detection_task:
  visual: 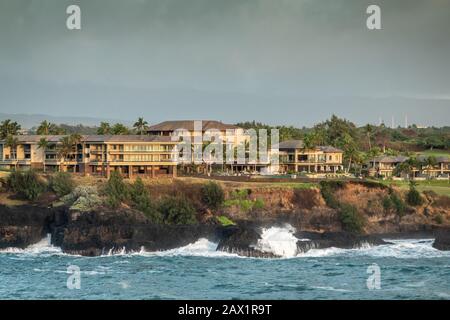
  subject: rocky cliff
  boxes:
[1,181,449,256]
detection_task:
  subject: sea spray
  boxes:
[253,225,300,258]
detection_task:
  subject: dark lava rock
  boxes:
[216,225,278,258]
[0,204,66,249]
[433,230,450,251]
[295,231,389,254]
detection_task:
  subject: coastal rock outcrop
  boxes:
[432,230,450,251]
[216,224,389,258]
[51,208,226,256]
[0,204,66,249]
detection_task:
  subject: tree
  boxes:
[157,196,197,225]
[111,123,129,135]
[406,181,423,206]
[201,181,224,210]
[97,122,111,135]
[5,135,19,170]
[37,137,50,172]
[129,177,161,222]
[36,120,51,135]
[364,124,374,151]
[56,134,81,172]
[50,172,75,197]
[425,156,438,177]
[36,120,64,135]
[133,117,148,135]
[104,171,129,209]
[337,133,358,173]
[7,170,47,201]
[0,119,21,139]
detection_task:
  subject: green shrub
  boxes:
[382,196,393,213]
[157,196,197,225]
[406,185,423,206]
[50,172,74,197]
[390,193,406,217]
[338,204,365,233]
[7,170,46,201]
[201,181,224,210]
[319,182,340,209]
[230,189,250,200]
[239,199,254,213]
[434,214,444,225]
[253,198,265,209]
[129,177,162,223]
[61,185,102,212]
[217,215,235,226]
[104,171,129,208]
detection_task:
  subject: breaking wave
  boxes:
[254,225,301,258]
[138,238,239,258]
[298,239,450,259]
[1,231,448,260]
[0,234,63,256]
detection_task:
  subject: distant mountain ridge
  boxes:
[0,113,132,129]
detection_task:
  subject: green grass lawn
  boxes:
[415,149,450,158]
[373,179,450,197]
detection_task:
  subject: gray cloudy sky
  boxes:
[0,0,449,126]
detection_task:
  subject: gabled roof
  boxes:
[317,146,343,153]
[0,135,66,143]
[276,140,342,153]
[0,135,175,144]
[416,155,450,163]
[277,140,305,149]
[369,156,409,163]
[147,120,240,132]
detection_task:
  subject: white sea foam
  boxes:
[297,239,450,259]
[0,234,63,256]
[1,231,448,260]
[254,225,300,258]
[138,238,239,258]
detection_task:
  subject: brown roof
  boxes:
[369,156,409,163]
[0,135,174,144]
[147,120,240,132]
[276,140,342,153]
[277,140,305,149]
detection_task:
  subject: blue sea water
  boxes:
[0,236,449,300]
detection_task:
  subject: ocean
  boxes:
[0,226,449,300]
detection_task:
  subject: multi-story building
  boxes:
[147,120,248,148]
[0,135,178,178]
[366,155,450,178]
[277,140,344,173]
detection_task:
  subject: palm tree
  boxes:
[57,134,81,172]
[57,136,72,171]
[111,123,129,135]
[97,122,111,135]
[364,124,374,151]
[0,119,21,139]
[36,120,52,135]
[133,117,148,135]
[5,135,19,170]
[38,137,49,173]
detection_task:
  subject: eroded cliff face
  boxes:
[222,182,450,234]
[0,205,65,249]
[0,181,449,256]
[52,209,226,256]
